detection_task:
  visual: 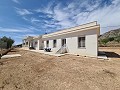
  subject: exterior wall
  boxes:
[39,39,44,50]
[22,36,34,49]
[44,39,61,52]
[33,39,44,50]
[33,40,38,50]
[22,36,44,50]
[43,29,99,57]
[22,39,30,49]
[44,41,46,48]
[23,22,100,57]
[66,34,98,56]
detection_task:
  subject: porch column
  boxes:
[37,40,40,50]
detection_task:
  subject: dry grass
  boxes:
[0,48,120,90]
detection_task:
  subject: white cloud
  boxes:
[112,0,120,5]
[0,27,33,33]
[24,34,38,37]
[15,8,33,15]
[31,17,40,23]
[52,0,120,33]
[12,0,20,4]
[35,2,53,15]
[29,0,120,34]
[73,0,120,33]
[22,17,29,21]
[53,5,69,21]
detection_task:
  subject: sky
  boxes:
[0,0,120,45]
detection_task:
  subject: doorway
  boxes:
[61,39,66,47]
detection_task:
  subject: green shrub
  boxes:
[115,36,120,43]
[108,37,114,41]
[101,38,109,45]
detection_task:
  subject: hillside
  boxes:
[99,28,120,47]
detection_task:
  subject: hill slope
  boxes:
[99,28,120,47]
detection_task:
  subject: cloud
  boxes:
[24,34,38,37]
[53,5,69,21]
[0,27,33,33]
[41,0,120,33]
[15,8,33,15]
[22,17,29,21]
[35,1,54,15]
[12,0,20,4]
[16,0,120,34]
[73,0,120,33]
[31,17,40,23]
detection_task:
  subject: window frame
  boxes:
[78,36,86,48]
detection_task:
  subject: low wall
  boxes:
[0,48,13,59]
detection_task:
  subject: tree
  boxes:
[108,37,114,41]
[101,38,109,45]
[0,36,14,49]
[115,36,120,43]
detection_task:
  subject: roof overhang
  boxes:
[43,21,100,39]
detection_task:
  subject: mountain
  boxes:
[99,28,120,47]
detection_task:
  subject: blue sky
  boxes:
[0,0,120,44]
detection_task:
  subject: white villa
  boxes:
[22,21,100,57]
[22,35,43,50]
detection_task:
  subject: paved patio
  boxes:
[30,50,65,57]
[21,48,65,57]
[1,54,21,59]
[21,48,108,59]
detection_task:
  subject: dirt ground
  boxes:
[99,47,120,60]
[0,48,120,90]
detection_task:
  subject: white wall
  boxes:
[39,39,44,50]
[44,39,62,52]
[33,39,44,50]
[33,40,38,50]
[66,34,98,56]
[43,29,99,57]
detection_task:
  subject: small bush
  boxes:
[115,36,120,43]
[101,38,109,45]
[108,37,114,41]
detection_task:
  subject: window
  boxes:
[35,41,38,45]
[46,40,49,47]
[53,40,57,48]
[26,42,28,45]
[78,37,85,48]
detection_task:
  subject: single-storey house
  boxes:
[22,36,43,50]
[22,21,100,57]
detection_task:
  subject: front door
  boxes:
[61,39,66,47]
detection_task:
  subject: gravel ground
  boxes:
[0,48,120,90]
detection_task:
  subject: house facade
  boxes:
[22,36,43,50]
[22,21,100,57]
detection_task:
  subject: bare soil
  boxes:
[0,48,120,90]
[99,47,120,60]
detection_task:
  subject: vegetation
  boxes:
[115,36,120,43]
[99,36,120,46]
[100,38,109,45]
[0,36,14,49]
[99,29,120,47]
